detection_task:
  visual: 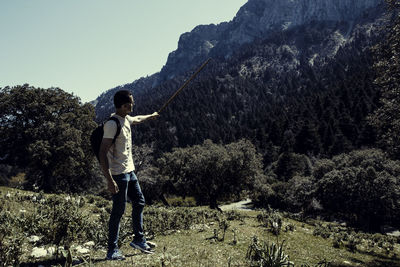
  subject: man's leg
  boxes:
[108,173,129,253]
[127,172,146,242]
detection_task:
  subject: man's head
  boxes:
[114,90,134,115]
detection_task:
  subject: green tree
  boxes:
[0,85,98,192]
[294,119,322,155]
[132,143,170,205]
[157,139,265,209]
[369,0,400,158]
[274,152,312,182]
[316,149,400,231]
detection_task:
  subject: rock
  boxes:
[382,225,400,237]
[28,235,41,243]
[47,246,56,256]
[83,241,95,248]
[31,247,47,258]
[387,230,400,237]
[57,246,66,255]
[74,245,90,254]
[160,0,382,80]
[190,224,211,231]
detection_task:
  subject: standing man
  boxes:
[99,90,159,260]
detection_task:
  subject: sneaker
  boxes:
[146,241,157,249]
[106,249,125,260]
[130,240,154,254]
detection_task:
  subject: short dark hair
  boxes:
[114,90,133,108]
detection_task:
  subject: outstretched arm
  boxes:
[131,112,159,125]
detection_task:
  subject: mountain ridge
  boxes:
[158,0,383,81]
[93,0,383,112]
[90,0,391,164]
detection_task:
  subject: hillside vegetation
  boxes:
[1,187,399,267]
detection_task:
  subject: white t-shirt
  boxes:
[103,114,135,175]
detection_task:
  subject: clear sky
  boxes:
[0,0,247,102]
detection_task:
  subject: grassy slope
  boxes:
[1,186,399,267]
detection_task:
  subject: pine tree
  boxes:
[369,0,400,158]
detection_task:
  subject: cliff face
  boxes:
[237,0,380,27]
[158,0,382,80]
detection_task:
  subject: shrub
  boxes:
[345,235,360,252]
[283,176,315,212]
[257,210,283,236]
[143,207,220,235]
[0,164,20,187]
[246,237,294,267]
[312,159,335,181]
[158,139,265,208]
[251,172,275,207]
[167,196,196,207]
[274,153,312,182]
[23,195,91,249]
[313,223,331,239]
[315,149,400,231]
[0,210,23,266]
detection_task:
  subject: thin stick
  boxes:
[158,58,211,113]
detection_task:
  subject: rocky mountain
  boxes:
[160,0,382,80]
[94,0,384,119]
[93,0,389,159]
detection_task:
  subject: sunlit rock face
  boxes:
[160,0,382,79]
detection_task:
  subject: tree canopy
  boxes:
[369,0,400,158]
[157,139,265,209]
[0,85,99,192]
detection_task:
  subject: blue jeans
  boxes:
[108,171,146,251]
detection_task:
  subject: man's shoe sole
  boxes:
[130,242,154,254]
[147,241,156,248]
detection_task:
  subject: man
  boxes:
[99,90,159,260]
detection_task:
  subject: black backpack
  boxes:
[90,117,121,160]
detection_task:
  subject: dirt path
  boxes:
[220,198,253,211]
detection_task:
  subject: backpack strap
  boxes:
[108,117,121,144]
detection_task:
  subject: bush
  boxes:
[246,237,294,267]
[158,139,265,208]
[257,209,283,236]
[143,207,220,235]
[316,149,400,231]
[0,210,23,266]
[312,159,335,181]
[251,172,275,207]
[0,164,20,187]
[22,195,92,248]
[313,223,331,239]
[166,196,196,207]
[274,153,312,182]
[283,176,315,212]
